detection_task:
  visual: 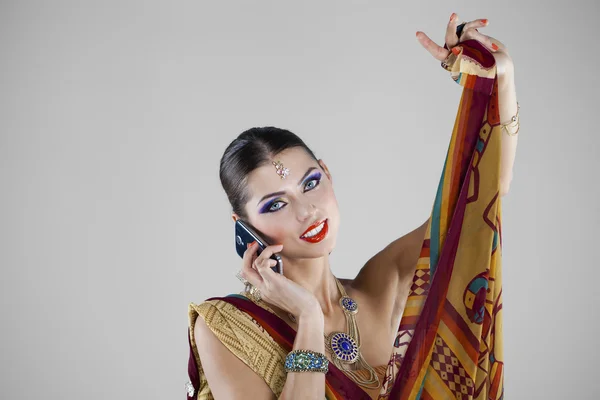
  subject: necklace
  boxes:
[287,277,381,389]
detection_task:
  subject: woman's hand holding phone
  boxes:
[240,242,322,320]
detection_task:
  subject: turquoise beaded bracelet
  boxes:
[284,349,329,373]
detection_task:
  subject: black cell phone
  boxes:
[235,219,283,274]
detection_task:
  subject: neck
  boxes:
[281,255,340,317]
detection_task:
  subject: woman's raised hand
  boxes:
[416,13,514,77]
[239,242,321,319]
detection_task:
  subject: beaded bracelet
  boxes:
[284,349,329,373]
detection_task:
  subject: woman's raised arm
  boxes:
[417,13,520,196]
[376,14,520,300]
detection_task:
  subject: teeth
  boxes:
[302,221,325,238]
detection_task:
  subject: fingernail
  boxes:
[451,47,461,55]
[491,43,498,51]
[450,13,456,22]
[481,19,488,25]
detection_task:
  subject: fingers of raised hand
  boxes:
[416,31,449,61]
[448,18,487,47]
[463,18,488,33]
[462,28,498,52]
[446,15,497,52]
[445,13,461,48]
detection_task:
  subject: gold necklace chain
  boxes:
[326,277,381,389]
[285,277,381,389]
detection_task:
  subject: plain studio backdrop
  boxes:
[1,1,598,399]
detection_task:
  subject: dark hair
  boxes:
[219,127,318,220]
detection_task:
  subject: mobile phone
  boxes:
[235,219,283,274]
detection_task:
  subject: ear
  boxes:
[318,159,333,184]
[231,213,240,222]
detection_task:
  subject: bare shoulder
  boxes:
[194,316,276,399]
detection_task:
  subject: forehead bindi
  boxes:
[249,150,318,205]
[256,149,311,182]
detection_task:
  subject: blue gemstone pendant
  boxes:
[339,296,358,315]
[329,332,359,363]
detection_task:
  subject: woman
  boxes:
[187,13,518,400]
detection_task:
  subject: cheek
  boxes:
[269,226,289,242]
[256,222,289,244]
[321,185,339,209]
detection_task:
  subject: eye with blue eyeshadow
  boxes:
[260,172,322,214]
[266,200,285,213]
[304,172,322,190]
[260,197,287,214]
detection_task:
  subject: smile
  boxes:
[300,219,329,243]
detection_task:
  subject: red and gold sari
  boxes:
[187,40,504,400]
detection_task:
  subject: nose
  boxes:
[297,202,317,223]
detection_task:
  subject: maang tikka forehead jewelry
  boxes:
[272,160,290,179]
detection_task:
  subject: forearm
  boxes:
[278,308,326,400]
[497,72,519,196]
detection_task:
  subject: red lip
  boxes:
[300,219,328,243]
[301,219,326,237]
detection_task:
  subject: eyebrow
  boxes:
[256,167,318,206]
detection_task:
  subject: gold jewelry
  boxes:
[272,160,290,179]
[285,278,380,388]
[246,284,262,302]
[501,102,520,136]
[323,277,380,389]
[236,270,248,285]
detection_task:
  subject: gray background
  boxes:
[1,0,598,399]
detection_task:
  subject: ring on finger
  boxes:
[455,22,467,39]
[249,285,262,302]
[236,270,248,285]
[456,21,481,41]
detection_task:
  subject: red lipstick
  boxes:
[300,219,328,243]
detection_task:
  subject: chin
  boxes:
[316,233,338,257]
[324,235,337,253]
[288,236,337,260]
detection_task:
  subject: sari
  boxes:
[186,39,504,400]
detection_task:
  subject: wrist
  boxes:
[298,302,324,323]
[296,305,325,354]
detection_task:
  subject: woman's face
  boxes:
[240,147,340,260]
